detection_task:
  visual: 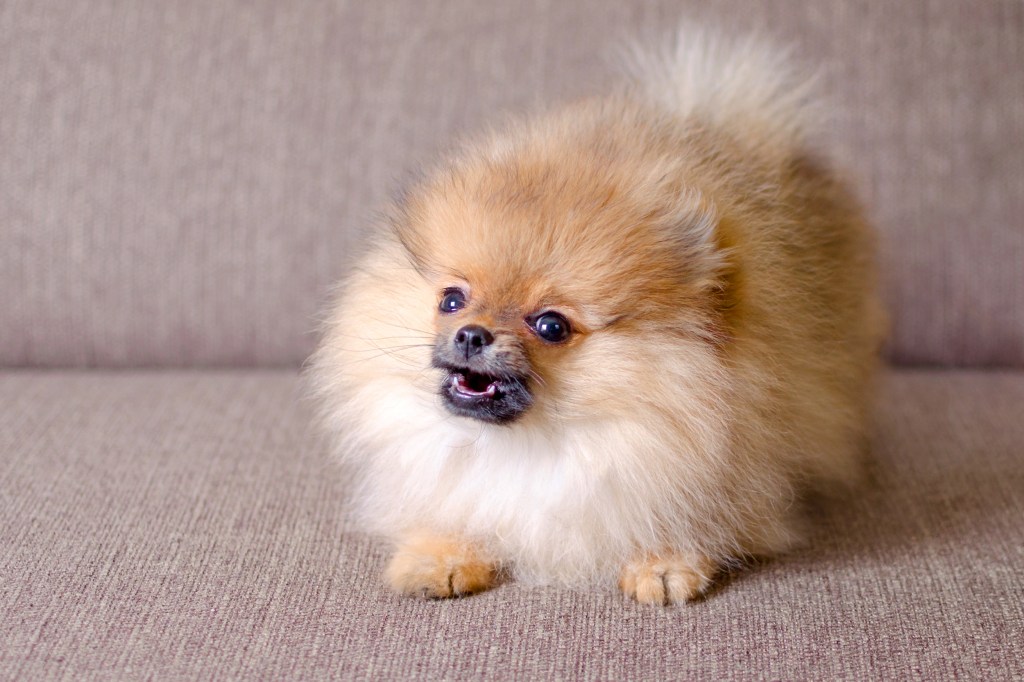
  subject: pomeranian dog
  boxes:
[311,28,883,605]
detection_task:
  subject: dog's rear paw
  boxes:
[385,533,496,599]
[619,553,716,605]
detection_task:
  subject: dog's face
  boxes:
[430,283,545,424]
[385,125,728,427]
[429,262,593,424]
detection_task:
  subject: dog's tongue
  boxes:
[454,372,497,397]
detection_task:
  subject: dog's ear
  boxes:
[652,184,728,293]
[385,193,433,280]
[649,184,740,347]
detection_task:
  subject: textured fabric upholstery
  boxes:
[3,3,1022,679]
[2,370,1022,679]
[3,0,1022,367]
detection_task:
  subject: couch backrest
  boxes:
[3,0,1022,367]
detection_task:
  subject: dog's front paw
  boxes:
[385,533,496,599]
[619,553,716,605]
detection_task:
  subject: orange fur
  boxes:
[310,28,882,604]
[385,532,497,599]
[619,553,716,605]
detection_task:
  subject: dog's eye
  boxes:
[530,312,571,343]
[439,289,467,314]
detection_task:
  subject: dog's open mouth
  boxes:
[438,365,533,424]
[451,370,500,397]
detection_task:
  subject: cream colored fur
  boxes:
[310,26,882,601]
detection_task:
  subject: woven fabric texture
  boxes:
[2,370,1021,680]
[3,0,1023,367]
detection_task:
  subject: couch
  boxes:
[3,1,1022,679]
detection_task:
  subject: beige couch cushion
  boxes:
[2,369,1022,678]
[3,1,1022,367]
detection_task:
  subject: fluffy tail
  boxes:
[619,26,822,151]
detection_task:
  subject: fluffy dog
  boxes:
[311,28,883,604]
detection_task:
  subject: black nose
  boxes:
[454,324,494,359]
